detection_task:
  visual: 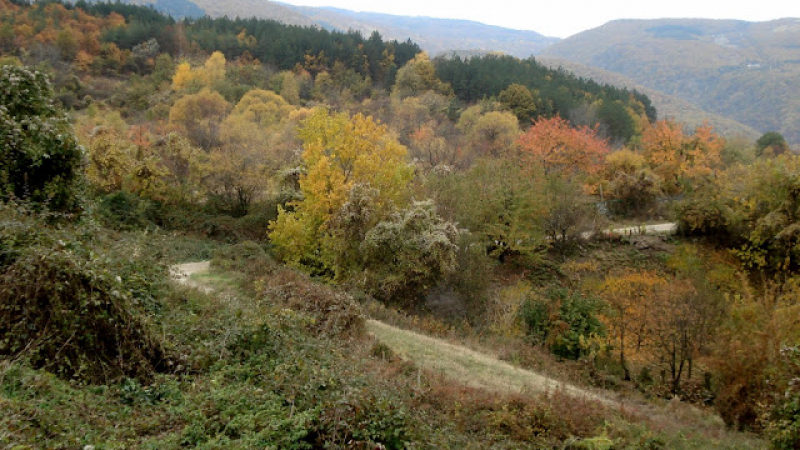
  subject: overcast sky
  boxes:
[278,1,800,38]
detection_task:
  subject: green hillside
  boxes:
[537,56,761,140]
[542,18,800,144]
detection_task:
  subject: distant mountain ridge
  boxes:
[280,5,559,58]
[542,18,800,143]
[109,0,316,25]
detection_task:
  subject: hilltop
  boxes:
[542,18,800,143]
[282,5,559,58]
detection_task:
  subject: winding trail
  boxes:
[366,319,616,406]
[172,261,618,407]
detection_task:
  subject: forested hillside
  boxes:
[434,53,655,144]
[104,0,316,25]
[1,1,799,449]
[83,0,559,57]
[542,18,800,144]
[537,56,762,141]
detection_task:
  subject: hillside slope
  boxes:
[90,0,557,57]
[283,6,559,57]
[542,18,800,143]
[537,56,761,140]
[104,0,316,25]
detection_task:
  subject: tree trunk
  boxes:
[620,327,631,381]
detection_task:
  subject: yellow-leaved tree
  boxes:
[171,51,227,92]
[268,108,414,275]
[212,89,300,214]
[169,88,232,150]
[599,271,667,381]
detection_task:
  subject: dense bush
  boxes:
[520,288,605,360]
[211,240,275,278]
[94,191,280,241]
[360,200,460,305]
[95,190,160,230]
[767,347,800,449]
[677,155,800,272]
[0,65,85,213]
[259,268,365,338]
[0,204,171,383]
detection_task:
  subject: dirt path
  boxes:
[171,261,617,407]
[366,320,617,406]
[581,222,677,240]
[171,261,211,292]
[608,222,677,236]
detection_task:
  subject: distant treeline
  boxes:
[68,0,420,84]
[436,54,657,134]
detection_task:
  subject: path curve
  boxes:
[170,261,618,407]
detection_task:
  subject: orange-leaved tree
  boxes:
[517,115,610,177]
[641,119,723,195]
[599,271,667,381]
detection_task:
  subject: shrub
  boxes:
[0,247,170,383]
[519,293,551,344]
[360,200,460,305]
[0,203,172,383]
[766,347,800,449]
[444,232,495,318]
[95,190,158,230]
[0,65,85,213]
[549,290,605,360]
[316,393,413,450]
[259,268,364,338]
[520,288,605,360]
[211,240,275,277]
[489,281,533,337]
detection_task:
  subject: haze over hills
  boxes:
[280,5,559,58]
[115,0,559,57]
[542,18,800,143]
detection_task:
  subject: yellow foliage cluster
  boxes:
[79,111,206,203]
[457,105,520,158]
[171,51,227,91]
[269,108,414,273]
[599,271,667,376]
[392,52,453,100]
[488,280,531,338]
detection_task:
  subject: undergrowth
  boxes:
[0,223,766,449]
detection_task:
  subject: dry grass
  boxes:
[366,319,615,406]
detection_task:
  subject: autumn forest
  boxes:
[1,1,799,449]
